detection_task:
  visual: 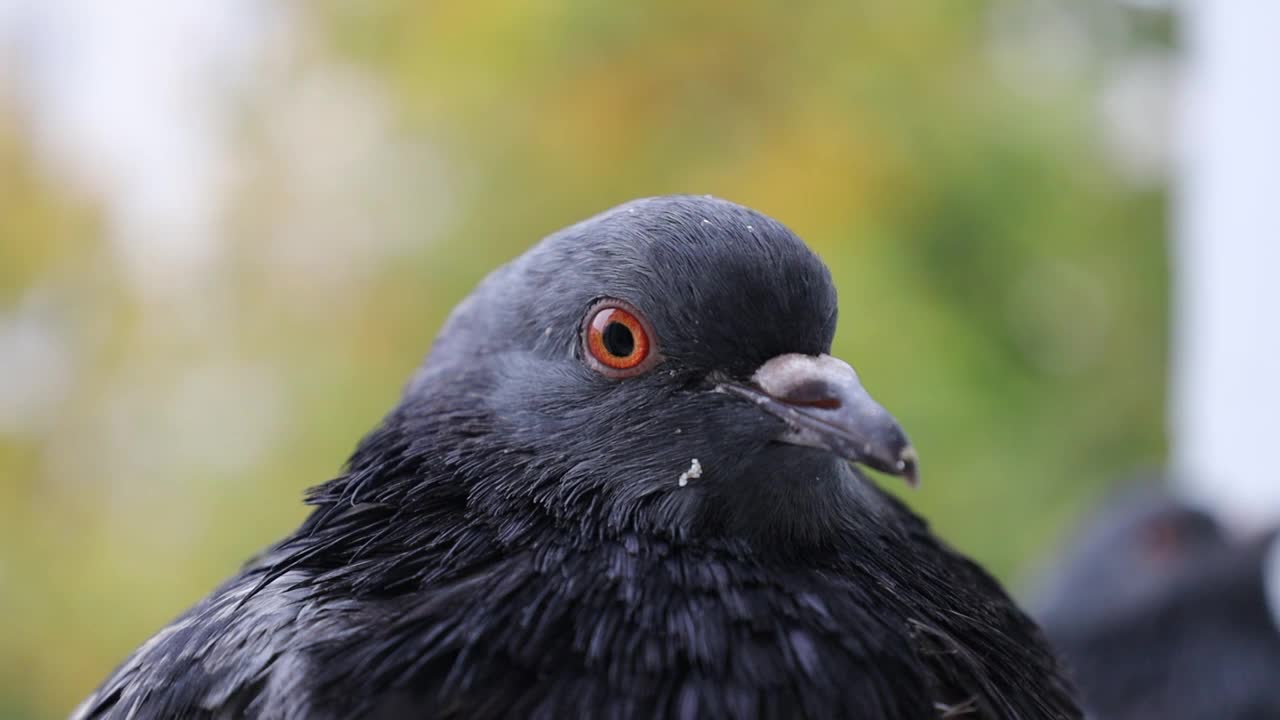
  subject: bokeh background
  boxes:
[0,1,1225,717]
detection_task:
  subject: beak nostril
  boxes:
[771,377,844,410]
[782,396,842,411]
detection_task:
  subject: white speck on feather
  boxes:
[677,458,702,487]
[701,218,713,226]
[544,327,552,336]
[674,428,682,435]
[745,224,754,232]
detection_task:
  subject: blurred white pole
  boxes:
[1173,1,1280,530]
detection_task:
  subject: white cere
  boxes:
[677,458,703,487]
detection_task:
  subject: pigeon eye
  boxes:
[582,299,660,377]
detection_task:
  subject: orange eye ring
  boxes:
[582,299,661,377]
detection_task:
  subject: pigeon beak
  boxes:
[718,353,920,487]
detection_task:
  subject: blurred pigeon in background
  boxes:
[74,196,1078,719]
[1033,481,1280,720]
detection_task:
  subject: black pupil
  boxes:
[602,322,635,357]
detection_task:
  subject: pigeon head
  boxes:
[380,195,916,548]
[1033,482,1230,631]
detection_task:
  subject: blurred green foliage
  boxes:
[0,2,1168,717]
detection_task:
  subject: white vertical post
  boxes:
[1173,1,1280,530]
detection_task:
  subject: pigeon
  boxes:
[1034,483,1280,719]
[75,195,1079,720]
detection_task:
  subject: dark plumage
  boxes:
[75,196,1077,720]
[1034,484,1280,719]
